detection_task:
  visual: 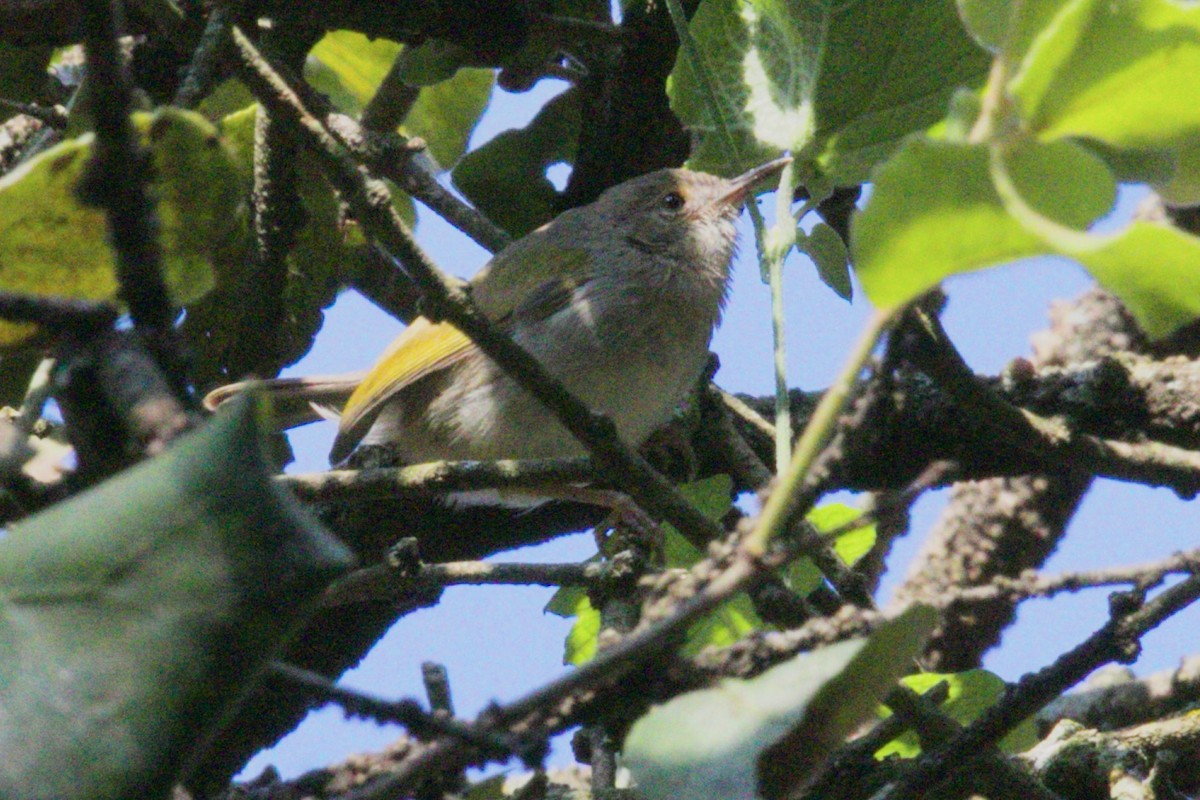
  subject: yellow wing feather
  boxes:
[334,317,474,457]
[332,216,594,461]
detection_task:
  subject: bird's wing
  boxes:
[332,232,594,462]
[471,221,592,322]
[332,317,475,461]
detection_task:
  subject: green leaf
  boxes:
[662,476,762,654]
[855,134,1200,338]
[180,104,366,387]
[852,136,1109,308]
[991,145,1200,339]
[625,605,937,800]
[545,585,601,666]
[307,31,401,114]
[1009,0,1200,201]
[397,39,472,86]
[876,670,1039,758]
[307,30,494,168]
[0,108,239,347]
[799,222,852,300]
[453,89,580,237]
[0,395,354,800]
[955,0,1070,58]
[405,66,495,167]
[669,0,990,182]
[662,474,735,567]
[807,502,877,567]
[784,502,876,597]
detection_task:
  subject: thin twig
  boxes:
[906,308,1200,498]
[268,661,525,755]
[279,457,596,502]
[172,4,232,108]
[320,103,511,255]
[931,550,1200,607]
[323,559,591,607]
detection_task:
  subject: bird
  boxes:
[205,158,790,474]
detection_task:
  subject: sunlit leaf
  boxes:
[784,502,876,597]
[625,606,937,800]
[853,137,1106,306]
[307,30,494,168]
[876,670,1039,757]
[0,108,240,347]
[855,134,1200,338]
[1009,0,1200,201]
[669,0,990,181]
[545,585,601,666]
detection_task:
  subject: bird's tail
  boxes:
[202,373,367,430]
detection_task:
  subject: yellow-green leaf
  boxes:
[1010,0,1200,202]
[877,670,1039,757]
[0,108,240,347]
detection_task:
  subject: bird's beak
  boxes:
[717,155,793,207]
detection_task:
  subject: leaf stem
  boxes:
[766,159,800,468]
[744,307,898,556]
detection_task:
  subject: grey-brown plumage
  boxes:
[331,160,789,465]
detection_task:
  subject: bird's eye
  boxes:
[660,191,686,212]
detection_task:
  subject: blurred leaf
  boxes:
[397,39,472,86]
[307,30,494,168]
[453,89,580,237]
[668,0,990,181]
[0,108,240,347]
[1009,0,1200,202]
[625,606,937,800]
[799,222,851,300]
[0,395,354,800]
[680,593,760,657]
[955,0,1070,58]
[855,134,1200,338]
[546,585,601,666]
[853,137,1100,307]
[876,670,1039,757]
[195,78,255,121]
